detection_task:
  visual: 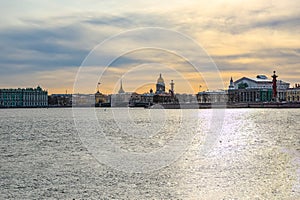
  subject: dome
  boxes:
[157,73,164,84]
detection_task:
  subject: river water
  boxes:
[0,108,299,199]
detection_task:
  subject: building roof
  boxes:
[235,76,272,84]
[235,76,290,85]
[0,86,47,92]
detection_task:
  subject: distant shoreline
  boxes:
[1,102,300,109]
[147,102,300,109]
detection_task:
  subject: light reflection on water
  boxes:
[0,108,299,199]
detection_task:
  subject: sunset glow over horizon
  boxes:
[0,0,299,94]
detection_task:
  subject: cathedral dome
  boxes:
[155,73,165,94]
[157,73,164,84]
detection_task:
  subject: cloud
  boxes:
[0,0,299,93]
[0,24,90,75]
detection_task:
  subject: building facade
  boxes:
[140,89,155,104]
[128,74,178,107]
[72,94,96,107]
[110,79,130,107]
[95,91,109,106]
[48,94,72,107]
[228,88,273,102]
[286,84,300,102]
[197,90,227,103]
[0,86,48,108]
[227,73,290,103]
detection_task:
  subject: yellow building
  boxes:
[95,91,108,105]
[286,84,300,102]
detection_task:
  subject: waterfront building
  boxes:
[228,88,272,103]
[64,92,109,107]
[227,72,290,103]
[72,94,96,107]
[95,87,109,107]
[286,84,300,102]
[111,93,133,107]
[140,89,155,104]
[0,86,48,108]
[153,93,178,104]
[129,92,142,103]
[95,91,109,107]
[153,75,178,104]
[128,92,143,107]
[48,94,72,107]
[177,93,198,103]
[111,80,131,107]
[129,74,178,107]
[197,90,227,103]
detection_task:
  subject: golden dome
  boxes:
[157,73,164,83]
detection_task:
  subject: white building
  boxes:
[197,90,227,103]
[232,75,289,90]
[229,74,290,102]
[286,84,300,102]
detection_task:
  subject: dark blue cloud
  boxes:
[83,13,173,27]
[0,24,90,75]
[84,16,134,27]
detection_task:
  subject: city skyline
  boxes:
[0,0,299,94]
[0,70,297,96]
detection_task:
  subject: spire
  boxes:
[229,77,234,90]
[96,82,101,93]
[118,79,125,94]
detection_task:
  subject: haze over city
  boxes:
[0,0,299,94]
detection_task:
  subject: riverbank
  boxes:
[1,102,300,109]
[148,102,300,109]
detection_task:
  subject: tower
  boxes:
[118,79,125,94]
[229,77,234,90]
[97,82,101,93]
[271,71,278,101]
[170,80,174,93]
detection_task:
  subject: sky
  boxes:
[0,0,299,94]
